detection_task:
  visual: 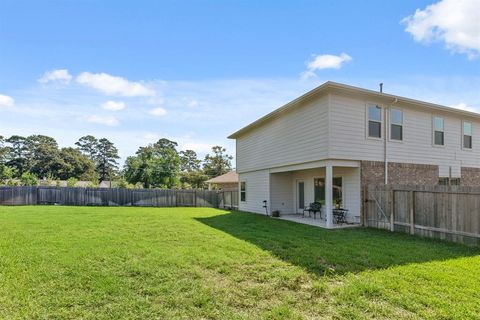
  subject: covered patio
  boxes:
[269,160,362,229]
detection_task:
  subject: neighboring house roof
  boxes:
[228,81,480,139]
[206,171,239,184]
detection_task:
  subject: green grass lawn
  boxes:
[1,206,479,319]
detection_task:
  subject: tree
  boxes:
[75,135,99,159]
[179,149,207,188]
[5,135,29,177]
[24,135,64,179]
[58,147,97,180]
[96,138,120,181]
[180,170,208,189]
[203,146,233,178]
[124,138,180,188]
[0,136,14,183]
[180,150,202,172]
[0,136,10,181]
[75,136,119,181]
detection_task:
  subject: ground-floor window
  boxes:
[314,177,343,207]
[240,181,246,201]
[439,177,461,186]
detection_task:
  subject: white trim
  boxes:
[267,159,360,174]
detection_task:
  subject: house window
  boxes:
[390,108,403,141]
[314,177,343,207]
[433,117,444,146]
[240,181,246,202]
[438,177,449,186]
[450,178,461,186]
[368,104,382,138]
[439,177,461,186]
[463,122,472,149]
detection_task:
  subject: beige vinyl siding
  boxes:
[236,95,329,173]
[238,170,270,214]
[270,172,294,214]
[329,94,480,174]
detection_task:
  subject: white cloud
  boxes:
[102,100,126,111]
[38,69,72,84]
[0,94,14,108]
[302,53,352,79]
[187,99,199,107]
[450,102,477,112]
[402,0,480,59]
[76,72,155,97]
[149,107,167,116]
[86,115,119,126]
[181,142,213,153]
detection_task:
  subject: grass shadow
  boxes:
[196,211,480,276]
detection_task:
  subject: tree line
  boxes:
[0,135,233,189]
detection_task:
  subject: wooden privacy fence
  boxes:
[367,184,480,245]
[0,186,239,209]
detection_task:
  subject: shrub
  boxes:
[67,177,78,187]
[20,172,38,186]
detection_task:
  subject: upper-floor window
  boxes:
[463,122,472,149]
[240,181,246,202]
[368,104,382,138]
[433,117,444,146]
[390,108,403,141]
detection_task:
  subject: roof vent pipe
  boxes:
[379,83,383,93]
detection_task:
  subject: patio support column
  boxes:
[325,164,333,228]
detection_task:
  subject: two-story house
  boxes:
[228,81,480,228]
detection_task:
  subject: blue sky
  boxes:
[1,0,479,164]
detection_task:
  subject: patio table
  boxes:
[333,208,348,224]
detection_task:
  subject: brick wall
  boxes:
[387,162,439,185]
[361,161,439,187]
[461,167,480,186]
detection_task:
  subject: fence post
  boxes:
[409,190,415,235]
[390,189,395,232]
[194,190,197,207]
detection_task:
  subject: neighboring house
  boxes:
[206,171,239,191]
[228,81,480,228]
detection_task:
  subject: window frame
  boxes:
[366,103,383,140]
[240,181,246,202]
[462,121,473,150]
[389,107,404,142]
[432,116,445,147]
